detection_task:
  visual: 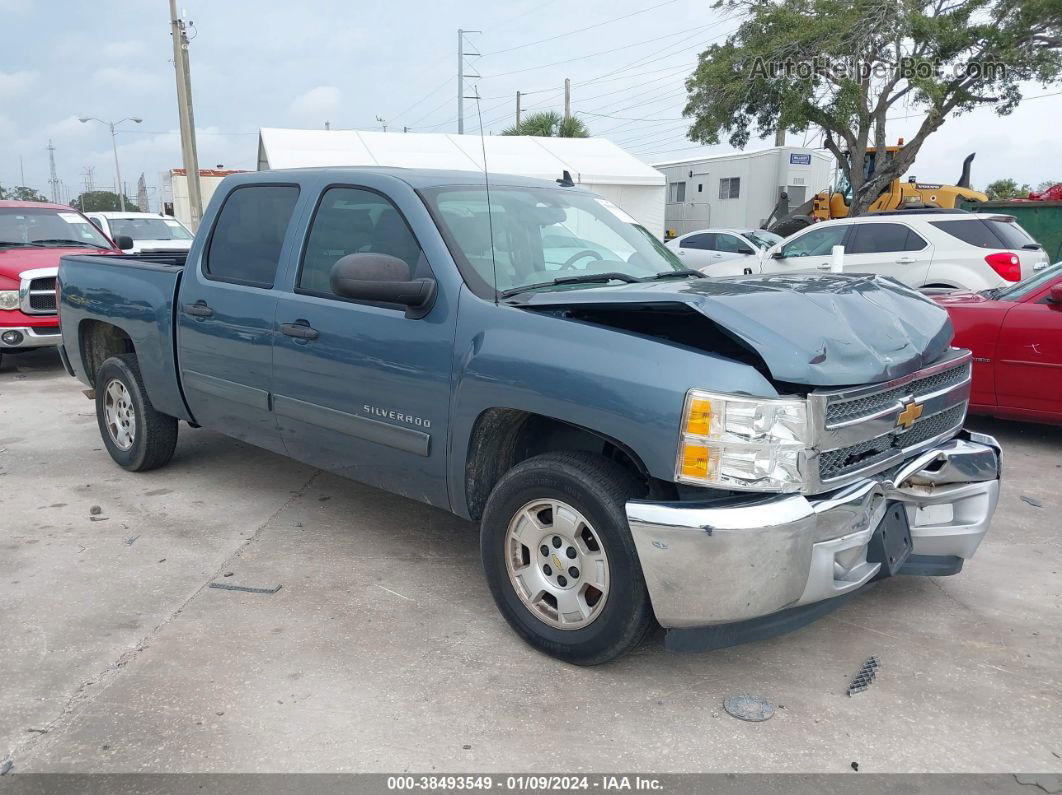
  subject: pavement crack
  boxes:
[3,469,321,766]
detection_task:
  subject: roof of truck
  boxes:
[241,166,579,191]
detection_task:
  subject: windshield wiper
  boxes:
[501,271,642,298]
[0,240,27,248]
[30,238,109,249]
[651,269,705,280]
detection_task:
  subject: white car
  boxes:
[757,211,1050,290]
[85,212,194,254]
[665,228,782,275]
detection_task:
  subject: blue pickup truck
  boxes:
[57,168,1002,664]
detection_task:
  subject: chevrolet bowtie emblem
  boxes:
[896,400,924,430]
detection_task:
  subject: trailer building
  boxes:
[653,147,832,237]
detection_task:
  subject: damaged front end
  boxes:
[625,430,1001,651]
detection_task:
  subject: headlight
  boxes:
[676,389,810,493]
[0,291,19,311]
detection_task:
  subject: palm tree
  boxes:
[502,111,590,138]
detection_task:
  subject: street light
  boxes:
[78,116,143,211]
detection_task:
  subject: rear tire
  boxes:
[95,354,178,471]
[480,451,654,665]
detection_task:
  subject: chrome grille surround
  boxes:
[19,267,59,316]
[804,349,972,493]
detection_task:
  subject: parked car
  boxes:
[58,168,1001,664]
[755,211,1050,290]
[84,211,194,254]
[0,200,120,369]
[665,228,781,274]
[933,262,1062,425]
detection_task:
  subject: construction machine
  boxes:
[768,144,988,237]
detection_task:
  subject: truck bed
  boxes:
[58,253,192,422]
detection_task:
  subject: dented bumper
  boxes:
[626,431,1001,632]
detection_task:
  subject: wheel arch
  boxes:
[78,319,136,382]
[461,407,658,521]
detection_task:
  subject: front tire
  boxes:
[95,354,178,471]
[480,451,654,665]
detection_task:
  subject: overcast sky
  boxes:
[1,0,1059,206]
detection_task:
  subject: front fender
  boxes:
[447,289,779,518]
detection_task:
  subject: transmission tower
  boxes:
[47,140,60,203]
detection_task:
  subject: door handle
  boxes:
[280,321,319,341]
[183,301,214,318]
[817,263,831,270]
[895,256,916,264]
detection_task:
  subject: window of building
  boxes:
[669,181,686,203]
[718,177,740,200]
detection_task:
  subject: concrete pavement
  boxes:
[1,348,1060,773]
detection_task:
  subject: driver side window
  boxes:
[780,225,849,258]
[298,187,429,296]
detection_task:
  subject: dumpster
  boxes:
[960,199,1062,262]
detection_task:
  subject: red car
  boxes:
[0,201,122,369]
[933,262,1062,424]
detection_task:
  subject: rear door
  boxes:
[841,222,932,286]
[672,232,715,270]
[995,284,1062,415]
[176,183,301,453]
[269,181,455,509]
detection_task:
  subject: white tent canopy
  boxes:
[256,128,666,236]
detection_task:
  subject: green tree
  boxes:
[1035,179,1060,192]
[685,0,1062,215]
[0,185,49,202]
[984,178,1031,199]
[502,111,590,137]
[72,191,136,212]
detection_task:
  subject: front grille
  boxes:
[21,275,57,315]
[818,404,967,481]
[825,361,971,425]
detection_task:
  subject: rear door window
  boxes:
[848,222,927,254]
[680,233,716,250]
[205,185,300,287]
[985,219,1037,249]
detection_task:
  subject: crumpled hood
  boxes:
[514,273,954,386]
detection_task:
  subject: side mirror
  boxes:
[329,253,436,318]
[737,247,756,256]
[114,235,135,251]
[771,250,786,259]
[1047,284,1062,309]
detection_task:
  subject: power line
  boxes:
[482,0,682,56]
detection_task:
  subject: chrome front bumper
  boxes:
[0,325,62,348]
[626,432,1001,629]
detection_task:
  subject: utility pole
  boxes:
[376,115,388,132]
[79,117,142,210]
[19,155,25,186]
[457,29,481,134]
[324,120,330,130]
[169,0,203,230]
[516,91,522,127]
[47,140,60,203]
[564,78,571,122]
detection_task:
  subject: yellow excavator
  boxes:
[768,144,988,237]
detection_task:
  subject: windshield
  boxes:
[996,261,1062,301]
[422,186,683,296]
[0,207,111,249]
[109,217,193,241]
[744,230,782,249]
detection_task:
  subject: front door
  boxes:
[995,287,1062,415]
[270,185,455,509]
[176,183,301,453]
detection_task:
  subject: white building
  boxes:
[256,128,667,238]
[653,147,832,236]
[164,168,247,230]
